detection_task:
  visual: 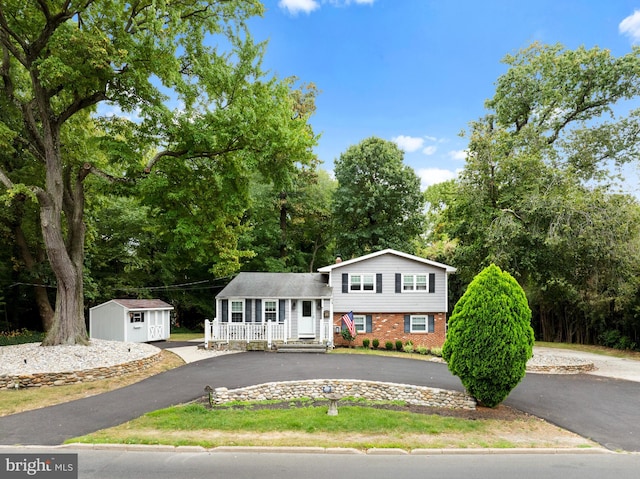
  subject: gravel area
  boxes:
[0,339,160,375]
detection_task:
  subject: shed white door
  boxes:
[148,311,165,341]
[298,300,315,338]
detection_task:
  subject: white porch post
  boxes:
[287,299,292,343]
[204,319,211,347]
[267,321,273,349]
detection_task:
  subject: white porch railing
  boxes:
[204,319,286,349]
[204,317,334,349]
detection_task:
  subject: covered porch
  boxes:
[211,272,334,351]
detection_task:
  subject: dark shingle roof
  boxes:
[217,273,331,299]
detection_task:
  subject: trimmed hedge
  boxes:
[442,264,534,407]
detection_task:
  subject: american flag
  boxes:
[341,311,356,336]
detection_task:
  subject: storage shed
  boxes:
[89,299,173,343]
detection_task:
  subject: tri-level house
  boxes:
[207,249,456,350]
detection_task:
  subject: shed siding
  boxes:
[127,310,148,343]
[89,301,125,341]
[330,254,448,313]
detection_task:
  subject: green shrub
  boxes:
[599,330,637,350]
[416,346,428,355]
[395,340,403,351]
[372,338,380,349]
[429,347,442,357]
[442,264,534,408]
[0,329,45,346]
[362,338,370,349]
[385,341,394,351]
[403,343,414,354]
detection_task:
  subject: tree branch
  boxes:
[0,166,15,189]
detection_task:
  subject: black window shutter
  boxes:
[428,315,435,333]
[429,273,436,293]
[404,315,410,333]
[279,299,286,322]
[246,300,252,323]
[366,315,373,333]
[342,273,349,293]
[221,300,228,323]
[256,299,262,322]
[395,273,402,293]
[376,274,382,293]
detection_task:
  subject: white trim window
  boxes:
[353,314,366,333]
[231,300,244,322]
[264,300,277,322]
[410,315,434,333]
[130,311,145,323]
[403,274,428,291]
[350,274,375,292]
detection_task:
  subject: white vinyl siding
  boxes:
[330,254,449,313]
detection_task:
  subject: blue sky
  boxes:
[246,0,640,190]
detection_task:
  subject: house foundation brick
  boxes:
[333,312,447,349]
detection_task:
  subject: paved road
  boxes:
[2,448,639,479]
[1,352,639,451]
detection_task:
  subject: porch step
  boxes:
[276,343,328,354]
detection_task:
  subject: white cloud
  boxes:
[620,10,640,42]
[392,135,424,153]
[417,168,459,189]
[422,145,437,156]
[278,0,320,15]
[280,0,374,15]
[448,149,467,161]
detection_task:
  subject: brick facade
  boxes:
[333,312,446,349]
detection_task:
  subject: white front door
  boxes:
[298,300,315,338]
[148,311,165,341]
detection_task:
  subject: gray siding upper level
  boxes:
[327,254,450,313]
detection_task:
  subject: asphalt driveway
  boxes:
[1,352,639,451]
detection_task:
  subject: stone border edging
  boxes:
[209,378,477,410]
[0,351,162,389]
[526,363,596,374]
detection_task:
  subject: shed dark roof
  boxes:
[217,273,331,299]
[112,299,173,310]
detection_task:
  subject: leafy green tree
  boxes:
[241,168,336,272]
[442,264,534,407]
[332,137,424,258]
[0,1,317,345]
[428,43,640,345]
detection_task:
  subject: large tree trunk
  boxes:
[39,194,88,346]
[37,127,89,346]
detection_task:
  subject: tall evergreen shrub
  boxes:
[442,264,534,407]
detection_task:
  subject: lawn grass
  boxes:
[168,332,203,342]
[67,401,593,450]
[535,341,640,360]
[0,350,185,417]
